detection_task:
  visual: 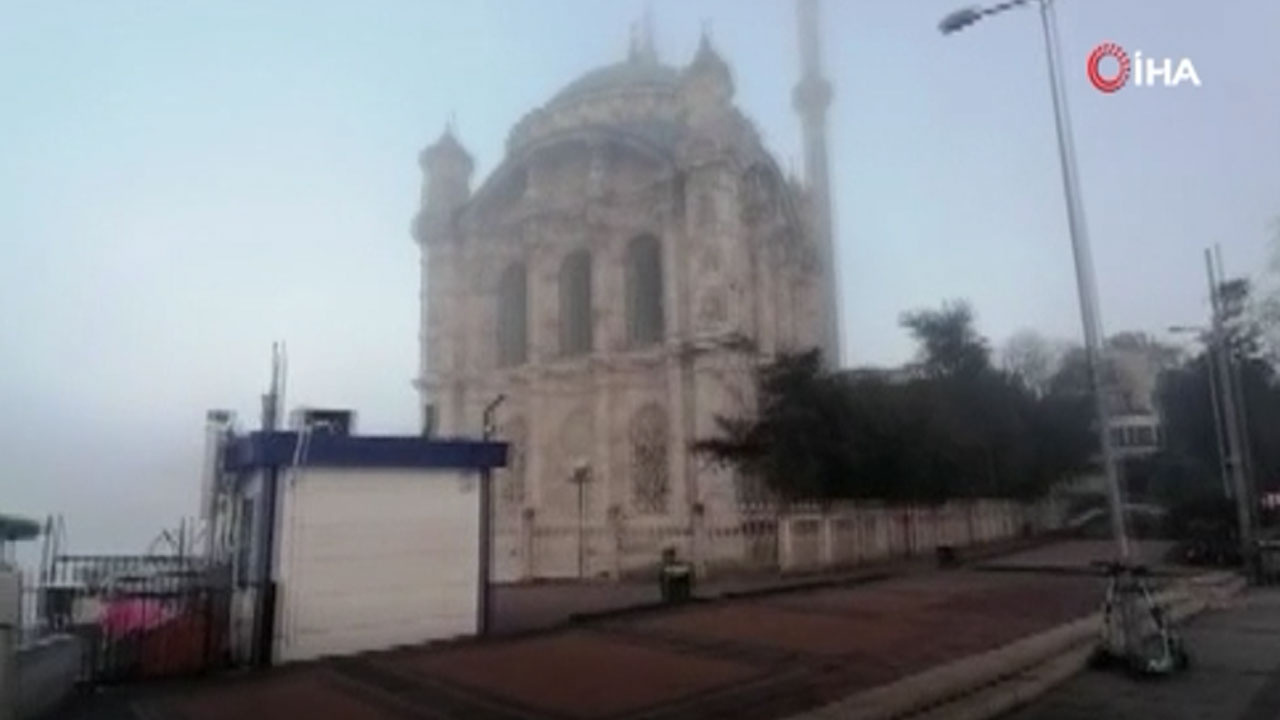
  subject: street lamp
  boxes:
[478,394,505,636]
[940,0,1130,562]
[570,458,588,576]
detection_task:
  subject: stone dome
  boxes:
[548,59,681,108]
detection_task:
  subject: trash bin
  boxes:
[659,549,693,604]
[936,545,959,568]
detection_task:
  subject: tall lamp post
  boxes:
[940,0,1130,562]
[570,461,591,579]
[479,394,505,636]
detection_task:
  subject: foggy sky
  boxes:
[2,0,1277,555]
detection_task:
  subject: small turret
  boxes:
[683,32,733,101]
[413,125,474,245]
[678,32,736,135]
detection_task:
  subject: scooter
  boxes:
[1089,560,1190,676]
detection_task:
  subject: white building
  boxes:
[412,11,840,578]
[203,410,506,664]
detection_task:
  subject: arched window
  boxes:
[696,193,717,227]
[496,262,527,367]
[626,234,664,347]
[559,250,593,356]
[630,404,669,514]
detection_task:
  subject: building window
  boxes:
[559,250,593,356]
[625,234,664,347]
[1110,427,1125,447]
[1135,425,1155,447]
[496,262,527,367]
[630,404,669,514]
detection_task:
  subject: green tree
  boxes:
[694,350,858,503]
[900,301,990,379]
[696,301,1096,504]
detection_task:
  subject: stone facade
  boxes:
[411,35,826,556]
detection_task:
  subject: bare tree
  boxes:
[1257,217,1280,367]
[1000,329,1065,396]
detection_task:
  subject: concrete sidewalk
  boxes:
[1006,588,1280,720]
[490,537,1127,636]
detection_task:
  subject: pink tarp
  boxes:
[100,598,176,636]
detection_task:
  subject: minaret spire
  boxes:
[793,0,842,367]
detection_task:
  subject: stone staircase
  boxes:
[786,570,1246,720]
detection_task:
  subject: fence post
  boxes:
[820,510,834,569]
[903,508,913,557]
[778,515,792,571]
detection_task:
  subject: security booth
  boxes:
[207,413,506,665]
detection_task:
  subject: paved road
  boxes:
[1007,589,1280,720]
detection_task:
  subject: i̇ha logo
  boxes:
[1086,42,1201,93]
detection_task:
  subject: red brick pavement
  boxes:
[127,569,1108,720]
[391,631,760,718]
[147,670,411,720]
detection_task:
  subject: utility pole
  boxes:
[1204,337,1232,498]
[1206,250,1254,566]
[1215,246,1259,519]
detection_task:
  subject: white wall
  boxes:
[491,497,1065,581]
[273,467,480,662]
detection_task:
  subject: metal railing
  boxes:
[29,555,236,683]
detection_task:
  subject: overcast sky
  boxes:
[2,0,1277,555]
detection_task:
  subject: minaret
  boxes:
[413,125,474,435]
[793,0,842,367]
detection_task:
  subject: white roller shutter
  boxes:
[275,468,479,662]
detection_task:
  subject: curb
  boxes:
[970,563,1187,579]
[717,571,893,601]
[786,570,1244,720]
[564,536,1057,627]
[565,571,893,625]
